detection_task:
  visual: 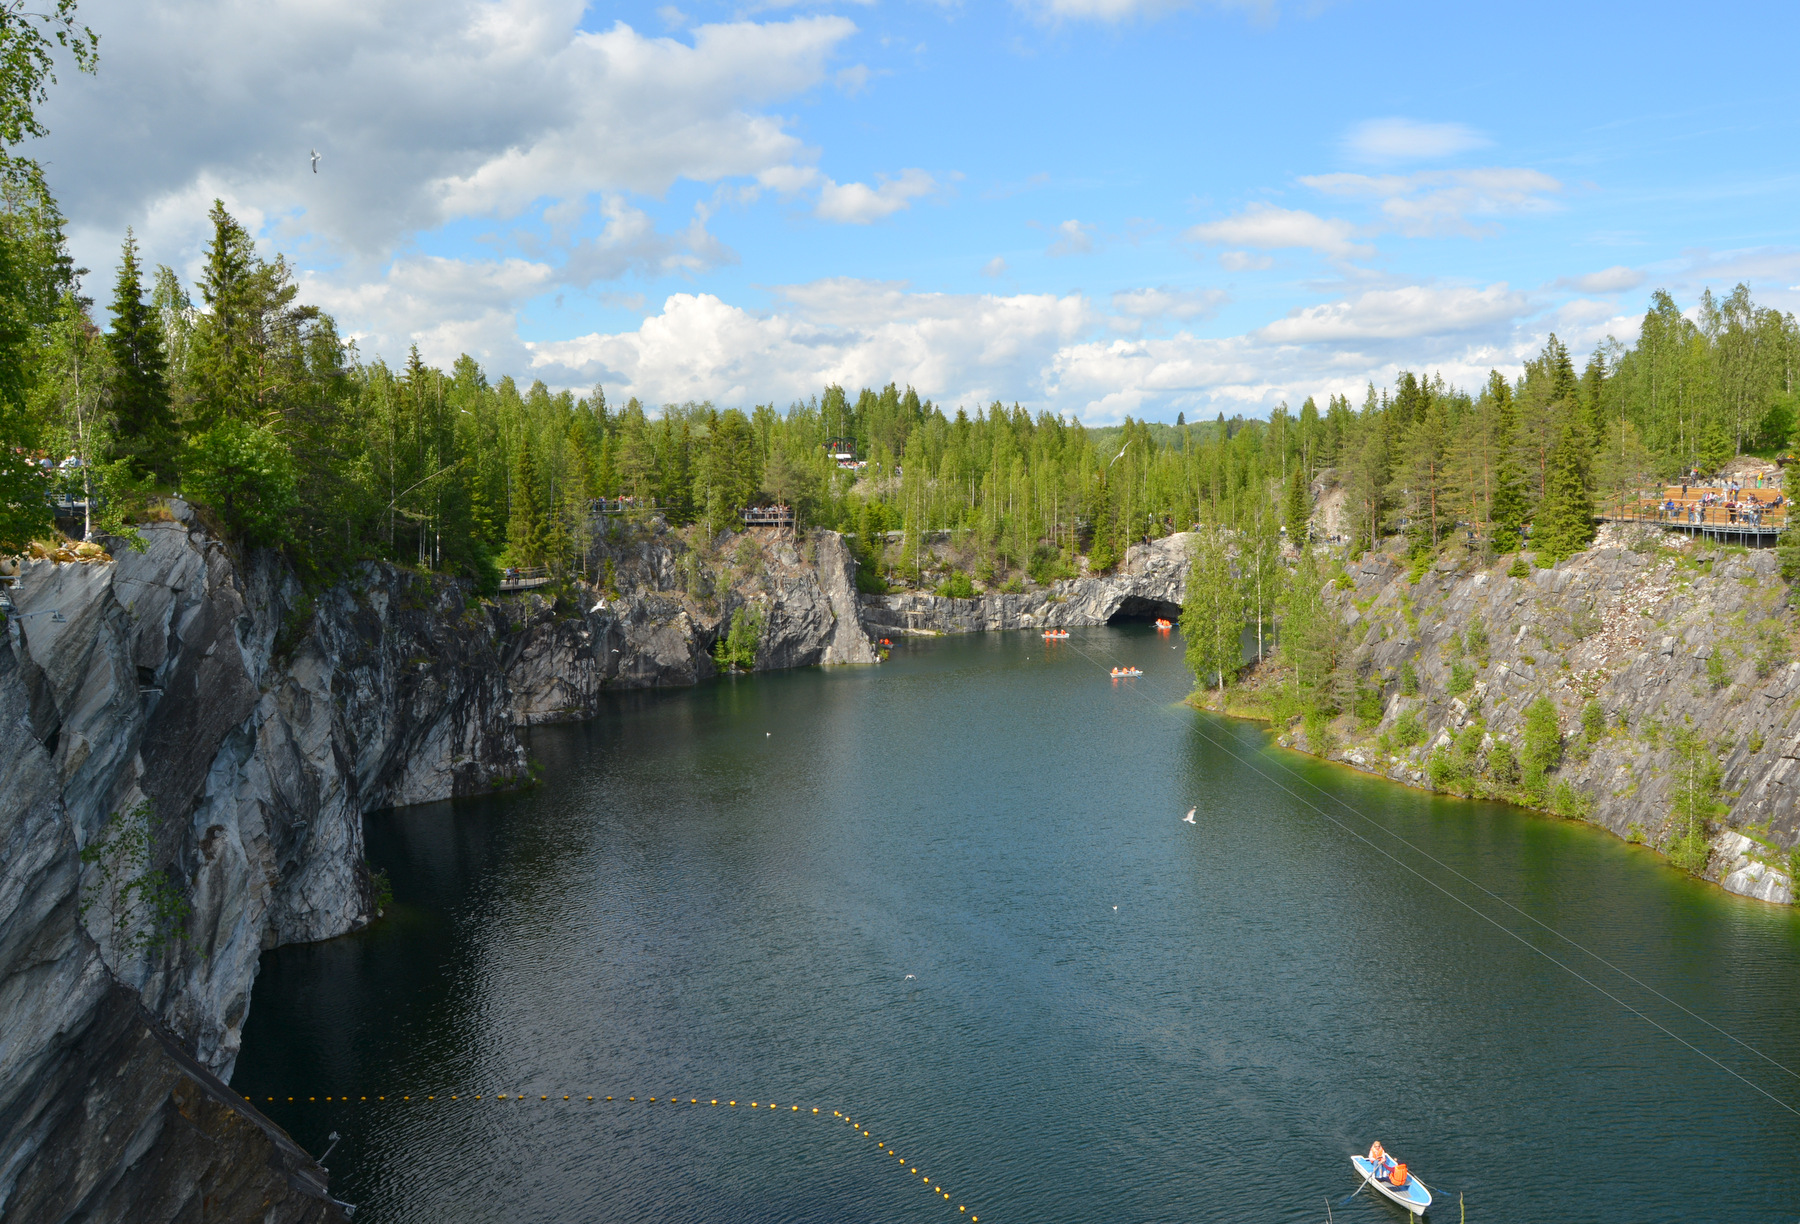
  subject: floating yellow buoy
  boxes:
[812,1108,819,1113]
[730,1101,736,1106]
[711,1100,717,1105]
[563,1096,569,1101]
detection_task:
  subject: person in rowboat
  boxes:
[1366,1141,1394,1179]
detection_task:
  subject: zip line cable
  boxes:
[1056,632,1800,1120]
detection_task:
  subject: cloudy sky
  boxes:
[30,0,1800,420]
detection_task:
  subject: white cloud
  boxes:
[815,169,938,223]
[1257,283,1530,343]
[1219,250,1274,271]
[1012,0,1274,22]
[515,275,1554,422]
[982,256,1009,277]
[39,3,856,268]
[1111,286,1226,320]
[1046,218,1095,256]
[1343,118,1489,164]
[1561,266,1645,294]
[1186,204,1371,260]
[527,282,1094,408]
[1300,168,1562,237]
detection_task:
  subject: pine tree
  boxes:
[1487,370,1530,553]
[105,230,175,482]
[507,443,548,565]
[1282,464,1310,543]
[1532,421,1596,564]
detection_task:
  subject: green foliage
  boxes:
[1704,650,1730,691]
[1393,705,1424,748]
[1181,526,1246,705]
[78,801,193,961]
[1464,618,1489,661]
[1302,708,1335,758]
[1532,420,1597,564]
[1753,620,1789,678]
[936,570,975,599]
[1399,658,1419,696]
[1549,781,1594,820]
[1665,725,1725,875]
[1521,696,1563,789]
[1507,556,1532,579]
[367,863,394,916]
[1448,661,1474,695]
[1581,699,1605,744]
[713,601,765,671]
[1406,551,1431,584]
[105,229,176,482]
[182,418,298,545]
[1282,464,1310,542]
[1487,737,1520,786]
[1352,682,1383,728]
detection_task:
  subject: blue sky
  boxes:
[33,0,1800,420]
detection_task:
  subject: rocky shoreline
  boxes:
[1220,524,1798,906]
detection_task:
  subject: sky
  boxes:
[28,0,1800,422]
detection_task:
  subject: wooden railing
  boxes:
[740,505,795,527]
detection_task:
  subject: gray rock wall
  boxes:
[1285,526,1798,903]
[860,533,1190,636]
[0,510,876,1223]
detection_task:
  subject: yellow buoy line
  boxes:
[255,1092,985,1219]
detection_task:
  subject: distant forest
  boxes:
[15,188,1797,592]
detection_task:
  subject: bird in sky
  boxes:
[310,149,320,174]
[1183,808,1196,824]
[1108,443,1129,467]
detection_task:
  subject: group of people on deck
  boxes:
[1366,1141,1410,1187]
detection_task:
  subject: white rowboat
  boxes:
[1350,1154,1433,1217]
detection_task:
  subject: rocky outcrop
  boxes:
[1263,525,1798,903]
[860,533,1190,637]
[503,523,874,724]
[0,508,879,1223]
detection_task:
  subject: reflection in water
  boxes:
[235,628,1800,1223]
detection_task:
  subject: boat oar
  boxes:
[1337,1173,1373,1207]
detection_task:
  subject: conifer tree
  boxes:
[1532,421,1597,564]
[1282,464,1310,543]
[1486,370,1530,553]
[105,230,175,482]
[506,443,548,565]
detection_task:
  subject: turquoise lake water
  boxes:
[233,626,1800,1223]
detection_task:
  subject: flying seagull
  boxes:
[1183,808,1196,824]
[310,149,320,174]
[1108,443,1129,467]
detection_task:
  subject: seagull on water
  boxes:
[1183,807,1196,824]
[904,974,915,980]
[310,149,321,174]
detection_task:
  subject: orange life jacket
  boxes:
[1389,1163,1408,1186]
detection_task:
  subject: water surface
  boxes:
[235,627,1800,1223]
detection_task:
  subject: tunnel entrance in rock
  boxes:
[1106,595,1182,624]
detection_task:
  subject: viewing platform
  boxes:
[1602,484,1787,547]
[498,565,553,592]
[740,505,795,529]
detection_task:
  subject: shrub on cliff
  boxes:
[1521,696,1563,791]
[935,570,975,599]
[1665,725,1725,875]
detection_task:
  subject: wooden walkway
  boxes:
[499,566,553,592]
[1603,485,1786,545]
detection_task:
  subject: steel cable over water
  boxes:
[1059,630,1800,1120]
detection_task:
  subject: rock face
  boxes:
[1273,525,1798,904]
[0,509,877,1223]
[860,533,1191,636]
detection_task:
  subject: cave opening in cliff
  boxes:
[1106,596,1183,624]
